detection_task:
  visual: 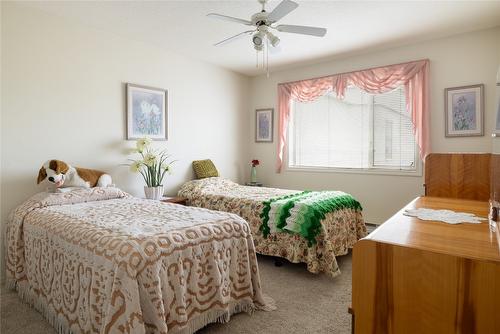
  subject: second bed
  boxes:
[179,177,366,278]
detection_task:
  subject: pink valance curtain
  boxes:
[276,59,430,172]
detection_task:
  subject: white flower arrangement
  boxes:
[127,137,175,187]
[136,137,152,153]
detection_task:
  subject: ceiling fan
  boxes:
[207,0,327,51]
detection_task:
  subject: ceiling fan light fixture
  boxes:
[266,31,280,47]
[252,31,265,47]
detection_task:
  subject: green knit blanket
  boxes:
[259,191,362,246]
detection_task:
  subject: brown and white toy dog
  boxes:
[37,160,112,190]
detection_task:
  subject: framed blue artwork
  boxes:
[445,84,484,137]
[255,108,273,142]
[126,83,167,140]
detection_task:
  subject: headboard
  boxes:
[424,153,491,201]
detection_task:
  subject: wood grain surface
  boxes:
[365,197,497,261]
[352,197,500,334]
[491,154,500,206]
[424,153,491,201]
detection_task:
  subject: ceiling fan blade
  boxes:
[214,30,254,47]
[276,24,327,37]
[207,13,253,26]
[268,0,299,23]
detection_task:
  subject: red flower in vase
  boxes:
[251,159,260,167]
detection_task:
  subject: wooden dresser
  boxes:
[352,196,500,334]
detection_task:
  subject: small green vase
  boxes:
[251,166,257,183]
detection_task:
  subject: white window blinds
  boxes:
[372,87,416,168]
[289,85,416,171]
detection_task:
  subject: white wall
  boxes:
[249,27,500,224]
[0,3,250,278]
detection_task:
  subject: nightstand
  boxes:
[245,182,263,187]
[161,196,188,206]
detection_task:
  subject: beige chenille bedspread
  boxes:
[178,177,366,278]
[5,187,273,334]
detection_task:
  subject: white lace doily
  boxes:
[404,208,486,224]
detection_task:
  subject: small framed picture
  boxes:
[445,84,484,137]
[126,83,168,140]
[255,108,273,142]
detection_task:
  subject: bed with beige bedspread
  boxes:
[178,177,367,278]
[5,187,273,334]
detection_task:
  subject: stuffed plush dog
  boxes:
[37,159,112,189]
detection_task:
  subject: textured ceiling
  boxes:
[17,1,500,76]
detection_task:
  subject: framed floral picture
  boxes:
[255,108,273,142]
[445,84,484,137]
[126,83,168,140]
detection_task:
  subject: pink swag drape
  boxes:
[276,59,430,172]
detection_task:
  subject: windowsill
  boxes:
[285,165,422,177]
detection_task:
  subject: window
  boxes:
[288,85,417,173]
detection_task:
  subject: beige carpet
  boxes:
[1,254,353,334]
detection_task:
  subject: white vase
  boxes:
[144,185,164,200]
[251,166,257,183]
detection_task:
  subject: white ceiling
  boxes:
[18,1,500,76]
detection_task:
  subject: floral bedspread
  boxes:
[178,178,367,278]
[5,187,272,334]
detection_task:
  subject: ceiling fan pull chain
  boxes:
[262,41,265,70]
[266,38,270,78]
